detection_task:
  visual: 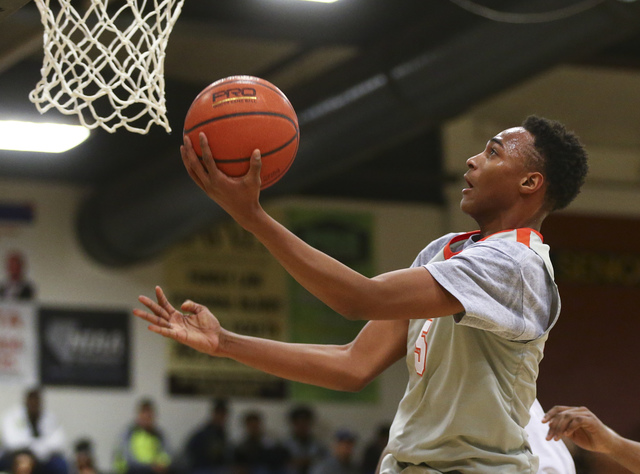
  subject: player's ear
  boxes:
[520,171,544,195]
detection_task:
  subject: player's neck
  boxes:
[475,211,547,239]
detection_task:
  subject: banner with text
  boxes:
[0,303,38,386]
[286,208,378,402]
[164,220,289,398]
[39,308,130,387]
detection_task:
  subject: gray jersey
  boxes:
[383,229,560,473]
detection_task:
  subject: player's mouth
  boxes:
[463,176,473,192]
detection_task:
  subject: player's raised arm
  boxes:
[180,134,462,322]
[134,286,409,392]
[543,405,640,474]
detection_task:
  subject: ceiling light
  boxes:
[298,0,339,3]
[0,120,90,153]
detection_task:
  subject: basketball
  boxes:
[183,75,299,189]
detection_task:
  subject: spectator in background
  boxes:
[359,424,389,474]
[232,411,288,474]
[0,251,35,300]
[184,399,231,474]
[1,449,38,474]
[114,399,171,474]
[0,388,68,474]
[282,406,326,474]
[72,439,97,474]
[310,429,358,474]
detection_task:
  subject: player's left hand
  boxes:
[542,405,615,453]
[134,286,225,357]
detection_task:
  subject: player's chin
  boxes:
[459,195,473,214]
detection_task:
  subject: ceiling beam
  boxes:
[0,0,31,22]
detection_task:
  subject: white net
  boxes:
[29,0,185,134]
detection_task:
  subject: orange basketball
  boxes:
[183,75,299,189]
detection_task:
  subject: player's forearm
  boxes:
[217,329,367,391]
[607,433,640,474]
[240,208,374,319]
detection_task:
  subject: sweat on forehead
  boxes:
[495,127,540,166]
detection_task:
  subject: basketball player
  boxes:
[135,116,588,473]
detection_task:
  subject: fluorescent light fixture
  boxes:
[0,120,90,153]
[298,0,339,3]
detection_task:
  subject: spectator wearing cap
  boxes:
[309,429,358,474]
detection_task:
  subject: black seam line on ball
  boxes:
[184,111,298,135]
[195,132,299,163]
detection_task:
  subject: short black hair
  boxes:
[138,398,155,411]
[289,405,315,422]
[212,398,228,415]
[75,438,93,454]
[244,411,262,423]
[521,115,588,211]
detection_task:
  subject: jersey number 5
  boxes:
[414,319,433,376]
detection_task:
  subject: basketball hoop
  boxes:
[29,0,185,134]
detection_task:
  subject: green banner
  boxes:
[286,207,378,403]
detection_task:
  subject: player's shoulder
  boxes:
[413,232,459,266]
[470,237,547,268]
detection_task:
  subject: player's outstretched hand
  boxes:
[134,286,224,356]
[180,133,263,228]
[542,405,615,453]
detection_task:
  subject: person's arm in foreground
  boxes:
[134,287,408,392]
[543,405,640,474]
[180,134,462,322]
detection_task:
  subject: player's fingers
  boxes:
[138,295,170,319]
[180,145,206,189]
[546,420,568,441]
[560,417,587,438]
[199,132,220,174]
[146,324,180,340]
[155,286,179,314]
[248,149,263,187]
[546,409,582,441]
[133,308,172,329]
[542,405,573,423]
[181,299,203,314]
[182,136,209,184]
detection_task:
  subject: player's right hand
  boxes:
[181,133,264,231]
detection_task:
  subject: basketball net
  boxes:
[29,0,185,134]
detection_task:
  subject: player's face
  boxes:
[7,253,24,280]
[460,127,534,221]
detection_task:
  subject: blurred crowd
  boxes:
[0,388,390,474]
